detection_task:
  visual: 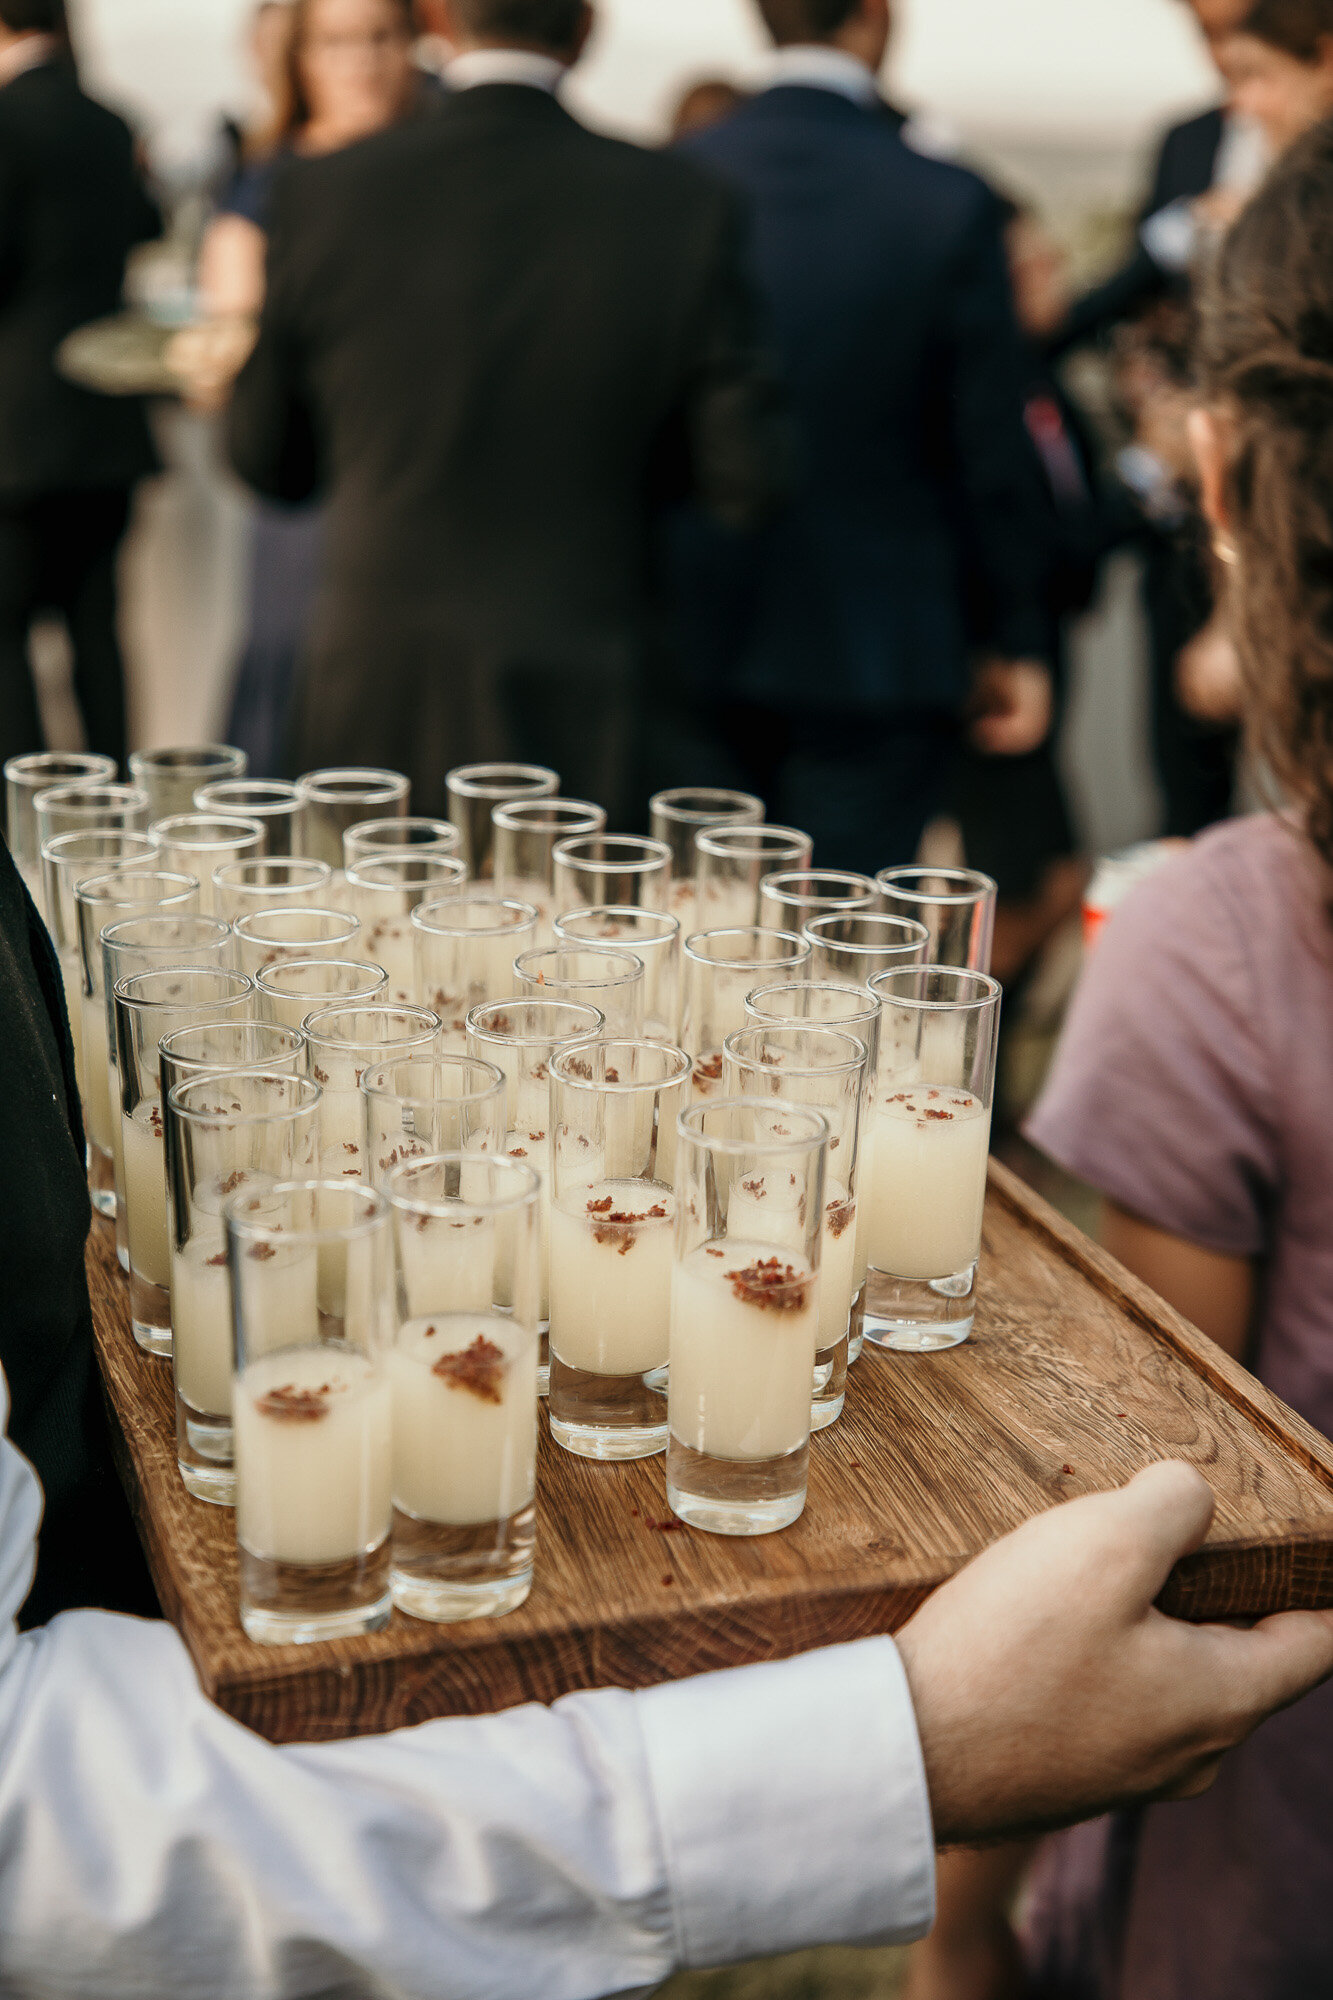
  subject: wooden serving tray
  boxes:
[89,1160,1333,1745]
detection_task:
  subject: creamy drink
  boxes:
[548,1182,674,1458]
[865,1086,991,1280]
[122,1096,171,1293]
[412,900,539,1054]
[669,1240,819,1464]
[395,1207,497,1319]
[81,990,116,1155]
[173,1210,318,1461]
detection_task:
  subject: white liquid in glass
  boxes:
[549,1180,674,1376]
[865,1086,991,1279]
[391,1312,537,1527]
[726,1169,854,1349]
[669,1241,818,1462]
[122,1098,170,1289]
[81,995,115,1153]
[234,1345,392,1565]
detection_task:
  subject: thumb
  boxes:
[1101,1460,1217,1596]
[1206,1608,1333,1725]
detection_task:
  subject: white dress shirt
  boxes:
[445,49,566,95]
[0,1373,935,1997]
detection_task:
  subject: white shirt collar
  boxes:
[765,45,879,108]
[445,49,565,95]
[0,33,57,90]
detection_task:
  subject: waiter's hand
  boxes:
[896,1462,1333,1847]
[968,658,1053,757]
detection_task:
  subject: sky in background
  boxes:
[76,0,1220,169]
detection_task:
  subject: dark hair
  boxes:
[754,0,861,45]
[0,0,68,31]
[1240,0,1333,59]
[1199,115,1333,868]
[270,0,416,142]
[446,0,585,49]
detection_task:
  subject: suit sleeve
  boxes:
[1045,120,1191,359]
[227,175,323,505]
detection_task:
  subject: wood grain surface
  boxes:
[88,1159,1333,1744]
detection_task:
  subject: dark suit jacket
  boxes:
[228,84,787,807]
[0,56,159,501]
[670,86,1049,719]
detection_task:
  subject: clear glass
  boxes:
[514,944,644,1037]
[694,824,813,934]
[344,855,468,1003]
[100,914,233,1266]
[150,815,266,918]
[679,927,811,1099]
[723,1026,868,1430]
[129,744,248,823]
[875,866,999,975]
[649,786,765,935]
[547,1041,691,1461]
[492,798,606,944]
[554,905,681,1043]
[76,870,201,1217]
[668,1100,828,1535]
[40,831,159,1127]
[255,956,389,1033]
[212,857,334,923]
[226,1180,395,1643]
[231,906,361,980]
[411,895,539,1053]
[804,911,930,988]
[33,783,149,921]
[385,1153,542,1621]
[165,1069,319,1503]
[302,1003,441,1182]
[466,998,605,1394]
[361,1054,507,1190]
[113,965,254,1352]
[5,752,116,902]
[296,768,410,870]
[551,833,672,918]
[194,778,302,859]
[446,762,559,881]
[861,967,1002,1351]
[758,869,878,934]
[343,817,461,868]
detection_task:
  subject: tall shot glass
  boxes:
[723,1027,868,1430]
[296,767,410,870]
[385,1154,542,1621]
[345,854,467,1001]
[804,910,929,990]
[411,895,539,1052]
[861,967,1002,1352]
[446,761,559,880]
[547,1041,692,1460]
[150,815,266,915]
[302,1002,440,1180]
[694,824,813,933]
[668,1101,827,1535]
[343,817,461,868]
[5,751,116,903]
[648,786,764,933]
[514,944,644,1036]
[551,834,671,918]
[360,1053,506,1190]
[231,905,361,980]
[41,828,159,1113]
[555,906,681,1041]
[166,1070,319,1503]
[34,782,149,923]
[679,926,810,1098]
[493,797,606,943]
[194,779,303,859]
[758,869,878,934]
[227,1181,395,1643]
[129,744,247,823]
[256,956,388,1034]
[875,866,998,975]
[212,857,334,923]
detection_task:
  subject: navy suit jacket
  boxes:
[670,85,1048,719]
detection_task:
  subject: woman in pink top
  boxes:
[907,116,1333,2000]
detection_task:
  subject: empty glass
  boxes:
[343,817,461,868]
[297,768,410,870]
[129,745,248,823]
[255,956,389,1033]
[804,911,930,989]
[5,752,116,903]
[411,895,539,1052]
[302,1002,440,1181]
[151,815,266,915]
[694,825,813,934]
[875,866,998,975]
[492,798,606,943]
[194,779,303,859]
[360,1053,506,1191]
[649,786,765,934]
[551,834,671,917]
[514,944,644,1036]
[231,906,361,981]
[345,854,468,1002]
[554,905,681,1043]
[212,857,334,923]
[758,869,878,934]
[446,762,559,880]
[679,927,811,1098]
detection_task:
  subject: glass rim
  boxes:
[551,833,672,871]
[223,1175,387,1245]
[695,823,811,862]
[648,785,765,825]
[723,1023,870,1081]
[875,865,999,907]
[804,911,930,952]
[677,1096,831,1156]
[159,1019,305,1069]
[33,781,148,817]
[232,906,360,945]
[193,778,301,814]
[101,912,231,956]
[149,813,266,844]
[344,814,458,848]
[112,966,254,1012]
[167,1068,321,1128]
[129,743,246,775]
[212,856,332,890]
[77,868,198,913]
[514,944,645,990]
[491,796,604,834]
[554,904,680,944]
[359,1052,506,1107]
[5,751,116,787]
[295,766,410,803]
[550,1038,693,1094]
[410,894,539,937]
[345,854,467,891]
[465,997,606,1048]
[745,977,880,1024]
[40,826,157,862]
[301,1002,441,1052]
[759,868,879,900]
[384,1148,542,1218]
[254,956,389,998]
[868,966,1003,1013]
[445,760,560,800]
[683,925,809,968]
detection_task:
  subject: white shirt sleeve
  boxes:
[0,1384,935,2000]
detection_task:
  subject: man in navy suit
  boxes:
[660,0,1052,871]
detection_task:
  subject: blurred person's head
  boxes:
[0,0,68,41]
[1185,0,1254,65]
[1221,0,1333,151]
[998,198,1071,342]
[420,0,591,60]
[1193,115,1333,864]
[671,78,746,139]
[273,0,417,149]
[754,0,892,73]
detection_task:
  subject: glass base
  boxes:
[812,1331,849,1430]
[862,1263,977,1353]
[810,1392,846,1432]
[666,1434,807,1536]
[848,1280,866,1366]
[89,1144,116,1219]
[240,1542,392,1645]
[115,1200,129,1272]
[551,1415,668,1461]
[548,1355,669,1460]
[130,1273,171,1357]
[390,1505,534,1623]
[177,1398,234,1506]
[179,1458,235,1506]
[538,1327,549,1400]
[392,1566,532,1623]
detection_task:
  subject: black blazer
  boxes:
[0,57,160,500]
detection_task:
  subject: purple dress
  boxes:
[1023,811,1333,2000]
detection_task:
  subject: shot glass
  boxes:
[6,751,116,903]
[550,833,670,918]
[212,857,334,923]
[694,825,813,934]
[75,866,199,1216]
[343,817,461,868]
[875,866,999,975]
[385,1153,542,1621]
[232,906,361,980]
[296,768,410,870]
[113,966,255,1353]
[227,1180,395,1643]
[649,786,765,933]
[129,744,248,823]
[34,783,149,921]
[360,1053,506,1190]
[411,895,540,1053]
[40,829,160,1110]
[345,855,468,1002]
[302,1003,441,1180]
[255,956,389,1033]
[446,762,559,880]
[861,967,1002,1352]
[493,798,606,943]
[194,778,303,859]
[804,911,930,989]
[514,944,644,1036]
[150,815,266,916]
[723,1026,868,1429]
[554,906,681,1042]
[680,927,811,1098]
[668,1101,827,1535]
[547,1040,692,1460]
[758,869,879,934]
[166,1070,320,1504]
[466,997,606,1392]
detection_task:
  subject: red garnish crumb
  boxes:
[647,1517,686,1534]
[694,1052,724,1086]
[218,1170,245,1196]
[256,1383,330,1423]
[312,1064,330,1085]
[433,1335,505,1404]
[826,1198,855,1238]
[588,1197,613,1214]
[248,1241,277,1262]
[206,1250,228,1267]
[661,1575,675,1586]
[741,1176,766,1198]
[728,1258,808,1312]
[1061,1464,1074,1476]
[706,1246,724,1258]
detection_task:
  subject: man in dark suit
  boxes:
[661,0,1053,871]
[228,0,787,825]
[0,0,159,772]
